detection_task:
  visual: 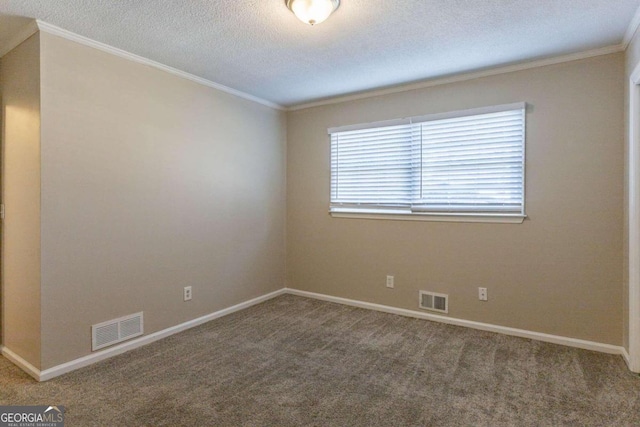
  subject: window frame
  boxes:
[328,102,527,223]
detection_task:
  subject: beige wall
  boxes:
[287,53,625,345]
[0,34,42,369]
[0,27,628,373]
[625,29,640,352]
[38,33,286,369]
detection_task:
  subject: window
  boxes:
[329,103,526,222]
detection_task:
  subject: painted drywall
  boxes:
[624,27,640,353]
[287,53,625,345]
[0,34,42,369]
[38,32,286,369]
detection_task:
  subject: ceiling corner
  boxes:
[624,4,640,48]
[0,19,38,58]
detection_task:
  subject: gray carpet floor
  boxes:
[1,294,639,426]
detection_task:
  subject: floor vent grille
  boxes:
[419,291,448,314]
[92,312,144,351]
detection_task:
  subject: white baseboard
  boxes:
[2,286,630,381]
[2,288,286,382]
[0,345,41,381]
[622,347,640,373]
[623,347,632,368]
[285,288,626,356]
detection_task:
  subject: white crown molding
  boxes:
[2,20,625,114]
[288,44,625,111]
[0,20,39,58]
[624,4,640,48]
[33,20,285,111]
[285,288,626,356]
[0,19,284,110]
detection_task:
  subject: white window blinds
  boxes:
[329,103,526,217]
[330,123,415,209]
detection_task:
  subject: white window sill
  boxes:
[329,210,527,224]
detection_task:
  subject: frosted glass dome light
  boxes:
[286,0,340,26]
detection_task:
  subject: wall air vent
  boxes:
[419,291,448,314]
[92,312,144,351]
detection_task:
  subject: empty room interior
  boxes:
[1,0,640,425]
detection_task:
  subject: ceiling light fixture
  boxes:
[285,0,340,26]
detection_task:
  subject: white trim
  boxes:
[285,288,626,356]
[38,288,285,381]
[622,347,632,370]
[628,62,640,374]
[327,118,411,134]
[410,102,526,126]
[1,21,624,113]
[327,102,525,134]
[329,211,526,224]
[624,4,640,49]
[1,289,285,381]
[328,103,527,221]
[288,44,624,111]
[0,20,39,58]
[1,287,633,380]
[0,345,41,381]
[33,20,284,111]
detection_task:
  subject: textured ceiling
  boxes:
[0,0,639,107]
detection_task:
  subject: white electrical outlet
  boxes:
[184,286,192,301]
[386,275,394,288]
[478,287,488,301]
